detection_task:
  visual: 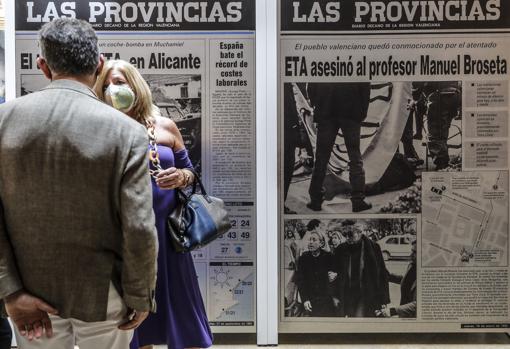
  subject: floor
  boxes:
[12,332,510,348]
[150,333,510,348]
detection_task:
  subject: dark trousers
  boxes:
[401,112,419,159]
[343,296,377,318]
[426,91,459,168]
[0,318,11,349]
[309,118,365,202]
[414,99,425,137]
[284,130,298,201]
[283,83,299,202]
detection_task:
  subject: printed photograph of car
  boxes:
[144,74,202,174]
[377,234,415,261]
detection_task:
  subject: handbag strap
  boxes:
[189,168,207,195]
[175,168,209,200]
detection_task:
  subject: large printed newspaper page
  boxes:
[279,0,510,333]
[15,0,256,333]
[0,0,4,104]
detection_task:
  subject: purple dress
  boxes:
[130,146,213,349]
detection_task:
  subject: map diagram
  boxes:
[208,262,254,325]
[422,171,508,267]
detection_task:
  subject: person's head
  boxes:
[341,219,362,244]
[285,226,295,240]
[329,231,343,248]
[327,219,344,248]
[295,222,307,239]
[95,60,159,124]
[37,18,102,85]
[307,231,325,253]
[306,219,321,232]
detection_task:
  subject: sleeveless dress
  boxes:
[130,146,213,349]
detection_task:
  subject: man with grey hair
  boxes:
[0,18,158,349]
[331,219,389,317]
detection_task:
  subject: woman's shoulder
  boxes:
[155,115,179,133]
[300,251,313,259]
[154,115,185,150]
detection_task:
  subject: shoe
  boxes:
[412,134,422,140]
[352,200,372,212]
[284,206,296,214]
[434,159,450,170]
[407,157,424,167]
[306,200,322,211]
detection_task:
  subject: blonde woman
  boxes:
[295,229,335,317]
[95,60,212,349]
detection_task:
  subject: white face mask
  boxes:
[104,84,135,113]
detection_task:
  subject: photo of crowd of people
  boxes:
[283,81,462,214]
[283,218,417,318]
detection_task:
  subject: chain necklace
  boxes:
[146,118,162,179]
[146,118,191,187]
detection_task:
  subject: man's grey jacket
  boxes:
[0,79,158,322]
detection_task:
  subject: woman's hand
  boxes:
[155,167,186,189]
[327,271,338,282]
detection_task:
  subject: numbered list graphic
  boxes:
[422,171,509,267]
[209,206,254,260]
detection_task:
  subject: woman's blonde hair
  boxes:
[94,59,159,125]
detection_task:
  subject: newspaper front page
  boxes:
[0,0,4,104]
[279,0,510,332]
[15,0,256,333]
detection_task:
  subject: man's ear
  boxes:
[96,54,105,77]
[36,57,52,80]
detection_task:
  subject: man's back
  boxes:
[0,79,157,322]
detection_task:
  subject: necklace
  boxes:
[146,118,163,179]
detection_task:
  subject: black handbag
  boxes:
[168,171,231,252]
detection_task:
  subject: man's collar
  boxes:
[41,79,98,100]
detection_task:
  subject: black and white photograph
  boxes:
[144,74,202,173]
[283,81,462,214]
[283,217,417,319]
[0,30,4,104]
[20,74,47,96]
